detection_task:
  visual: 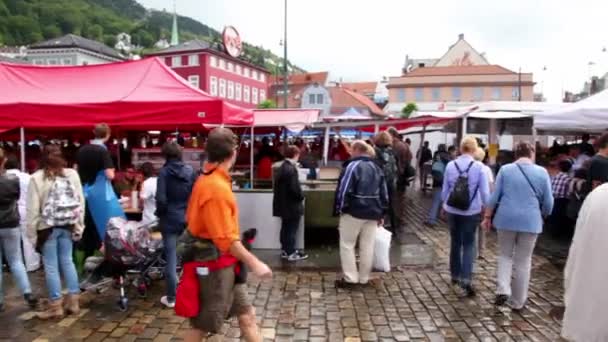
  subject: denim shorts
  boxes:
[189,265,251,334]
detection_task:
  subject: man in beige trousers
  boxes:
[333,141,389,288]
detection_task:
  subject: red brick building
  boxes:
[148,40,270,109]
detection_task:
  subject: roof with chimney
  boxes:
[29,34,124,60]
[403,34,489,73]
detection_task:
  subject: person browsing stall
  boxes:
[273,145,308,262]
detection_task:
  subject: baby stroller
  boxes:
[82,218,168,311]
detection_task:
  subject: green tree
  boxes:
[42,25,62,39]
[58,8,83,34]
[86,24,104,41]
[6,15,42,44]
[103,34,116,47]
[132,30,154,47]
[401,102,418,118]
[258,99,277,109]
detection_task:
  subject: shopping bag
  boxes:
[175,262,201,317]
[373,226,392,272]
[83,171,125,239]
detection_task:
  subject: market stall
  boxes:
[534,89,608,134]
[231,108,320,249]
[0,58,253,172]
[0,58,253,219]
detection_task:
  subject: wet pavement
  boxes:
[0,192,567,341]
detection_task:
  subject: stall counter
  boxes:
[235,189,304,250]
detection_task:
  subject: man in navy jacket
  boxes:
[334,141,388,288]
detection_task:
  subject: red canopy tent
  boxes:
[0,58,252,132]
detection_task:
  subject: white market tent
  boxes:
[534,89,608,134]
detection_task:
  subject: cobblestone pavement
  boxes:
[0,193,566,341]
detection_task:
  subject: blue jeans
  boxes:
[42,228,80,301]
[427,188,443,224]
[162,232,178,302]
[447,214,480,286]
[0,227,32,304]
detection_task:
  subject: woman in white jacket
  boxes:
[27,145,85,320]
[562,184,608,342]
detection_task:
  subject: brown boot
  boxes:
[36,299,64,320]
[63,294,80,315]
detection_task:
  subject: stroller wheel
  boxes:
[118,297,129,312]
[137,283,148,299]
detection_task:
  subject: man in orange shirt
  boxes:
[185,128,272,342]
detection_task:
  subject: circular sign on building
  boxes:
[222,26,243,58]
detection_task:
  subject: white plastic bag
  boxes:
[373,226,392,272]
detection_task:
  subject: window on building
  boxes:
[62,58,72,65]
[260,73,266,82]
[227,81,234,99]
[473,87,483,101]
[244,86,251,103]
[187,75,200,89]
[431,88,440,101]
[236,65,242,75]
[165,57,171,66]
[172,56,182,67]
[316,94,323,104]
[397,89,406,102]
[414,88,424,102]
[309,94,316,104]
[451,87,462,101]
[219,59,226,70]
[512,87,520,100]
[210,77,218,96]
[244,68,250,78]
[252,88,259,104]
[492,87,502,100]
[260,90,266,102]
[219,79,226,98]
[252,70,258,80]
[210,56,217,68]
[236,83,242,101]
[188,54,199,66]
[33,59,45,65]
[48,58,59,66]
[227,62,234,72]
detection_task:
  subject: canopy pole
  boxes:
[532,127,538,162]
[461,116,468,138]
[250,126,255,188]
[20,127,25,172]
[488,118,498,165]
[322,126,330,166]
[417,125,427,190]
[374,124,380,134]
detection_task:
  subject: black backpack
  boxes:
[447,161,478,210]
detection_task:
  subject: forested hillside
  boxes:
[0,0,303,72]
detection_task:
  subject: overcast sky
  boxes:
[139,0,608,102]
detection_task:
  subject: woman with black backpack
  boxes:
[27,145,85,319]
[441,137,491,297]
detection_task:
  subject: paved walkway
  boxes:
[0,193,566,341]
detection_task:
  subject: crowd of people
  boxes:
[2,121,608,341]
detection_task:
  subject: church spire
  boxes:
[170,0,179,46]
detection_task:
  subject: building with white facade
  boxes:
[27,34,124,66]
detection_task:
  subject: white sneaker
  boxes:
[160,296,175,308]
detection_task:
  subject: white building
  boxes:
[27,34,124,66]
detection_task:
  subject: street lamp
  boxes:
[282,0,288,108]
